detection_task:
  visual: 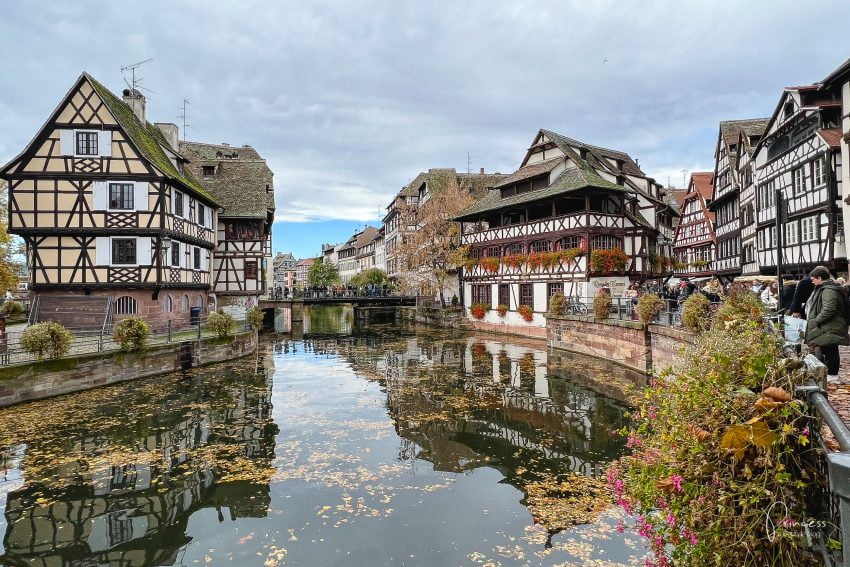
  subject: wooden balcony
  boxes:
[461,212,626,246]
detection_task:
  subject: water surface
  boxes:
[0,325,644,566]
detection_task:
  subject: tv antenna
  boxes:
[467,151,473,174]
[178,99,193,141]
[680,169,689,189]
[120,58,155,96]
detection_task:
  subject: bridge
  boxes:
[258,295,416,309]
[258,295,418,332]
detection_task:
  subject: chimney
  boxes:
[154,123,179,149]
[122,88,146,123]
[480,167,485,174]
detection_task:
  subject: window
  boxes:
[785,222,798,245]
[505,242,524,256]
[171,242,180,266]
[529,240,552,253]
[202,165,215,177]
[591,235,623,250]
[484,246,501,258]
[193,247,201,269]
[174,191,184,217]
[813,157,826,187]
[182,295,190,310]
[802,217,816,242]
[471,284,491,305]
[115,296,137,315]
[245,260,258,279]
[112,239,136,264]
[76,131,98,155]
[163,295,173,313]
[558,235,582,250]
[547,283,562,307]
[519,284,534,308]
[108,183,134,210]
[197,203,205,227]
[792,167,806,195]
[196,295,204,309]
[498,284,510,308]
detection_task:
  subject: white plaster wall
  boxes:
[533,282,547,312]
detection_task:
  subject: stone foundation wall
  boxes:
[648,324,696,373]
[548,316,650,370]
[399,306,471,330]
[469,319,548,339]
[0,331,256,407]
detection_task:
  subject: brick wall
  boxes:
[548,316,651,371]
[648,324,696,374]
[0,331,256,407]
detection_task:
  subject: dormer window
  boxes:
[202,165,215,178]
[784,101,794,120]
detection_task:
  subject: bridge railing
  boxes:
[268,287,400,300]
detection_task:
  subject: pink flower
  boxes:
[801,427,810,437]
[666,512,676,527]
[670,474,684,493]
[647,405,658,419]
[626,435,643,449]
[682,528,698,545]
[616,521,625,533]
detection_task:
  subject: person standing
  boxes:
[780,274,796,311]
[790,276,815,318]
[805,266,850,384]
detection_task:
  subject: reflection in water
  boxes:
[0,328,643,566]
[303,304,354,335]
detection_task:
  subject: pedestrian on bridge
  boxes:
[805,266,850,384]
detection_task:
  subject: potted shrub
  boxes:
[470,303,489,320]
[497,304,508,317]
[593,289,612,320]
[681,293,711,332]
[1,301,25,318]
[113,316,150,351]
[635,293,665,325]
[208,311,236,338]
[21,322,72,360]
[518,304,534,322]
[548,292,567,317]
[246,307,264,331]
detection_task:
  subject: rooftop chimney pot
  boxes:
[122,88,146,123]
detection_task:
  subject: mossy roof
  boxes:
[85,73,219,206]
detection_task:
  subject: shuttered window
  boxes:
[109,183,133,210]
[112,239,136,264]
[76,132,98,155]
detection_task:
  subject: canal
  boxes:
[0,317,645,566]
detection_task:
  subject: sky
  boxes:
[1,1,849,259]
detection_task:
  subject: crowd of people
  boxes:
[271,283,392,300]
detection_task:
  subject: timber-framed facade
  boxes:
[0,73,220,330]
[753,83,846,276]
[455,129,678,327]
[672,172,715,277]
[180,141,274,318]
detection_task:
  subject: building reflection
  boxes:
[0,362,278,567]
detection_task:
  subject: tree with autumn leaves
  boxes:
[391,171,475,307]
[0,181,21,293]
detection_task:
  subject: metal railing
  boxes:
[0,316,253,367]
[269,287,398,300]
[797,356,848,567]
[556,295,724,326]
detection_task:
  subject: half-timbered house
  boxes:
[180,141,274,317]
[708,119,768,279]
[0,73,219,330]
[753,81,846,276]
[672,172,715,277]
[455,129,677,328]
[821,58,850,271]
[735,128,762,276]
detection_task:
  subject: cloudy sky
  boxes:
[1,1,849,259]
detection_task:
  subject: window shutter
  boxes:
[133,182,147,211]
[95,237,110,265]
[137,237,152,265]
[98,130,112,157]
[92,181,107,210]
[59,130,75,156]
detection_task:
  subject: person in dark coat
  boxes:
[780,274,796,311]
[677,279,695,306]
[790,276,815,318]
[805,266,850,383]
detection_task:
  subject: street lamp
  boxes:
[159,236,172,262]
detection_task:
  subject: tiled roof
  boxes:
[691,172,714,200]
[85,74,219,206]
[355,226,378,249]
[455,165,623,220]
[822,56,850,86]
[179,141,274,218]
[296,258,314,267]
[541,129,643,176]
[719,119,769,145]
[492,157,563,188]
[818,128,842,149]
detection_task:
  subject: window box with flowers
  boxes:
[589,248,629,274]
[559,247,585,265]
[517,304,534,322]
[470,303,490,320]
[502,254,526,269]
[691,259,709,268]
[497,304,508,317]
[479,257,501,274]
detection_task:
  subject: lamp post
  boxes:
[159,236,172,263]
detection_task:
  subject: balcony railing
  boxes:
[461,212,626,246]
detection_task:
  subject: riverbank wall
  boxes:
[547,316,695,373]
[0,331,257,407]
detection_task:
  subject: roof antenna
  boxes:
[467,151,473,174]
[680,169,689,189]
[120,58,155,96]
[178,99,191,141]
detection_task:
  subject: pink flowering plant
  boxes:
[609,292,823,566]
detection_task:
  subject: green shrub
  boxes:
[208,311,236,338]
[112,316,149,351]
[548,292,566,317]
[713,290,764,331]
[635,293,665,325]
[246,307,264,331]
[1,301,24,317]
[611,293,814,566]
[593,290,611,320]
[451,294,459,306]
[681,293,711,333]
[21,322,72,360]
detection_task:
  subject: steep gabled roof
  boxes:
[719,119,769,146]
[691,172,714,201]
[818,128,842,149]
[540,129,644,176]
[179,141,274,219]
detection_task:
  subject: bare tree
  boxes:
[392,171,475,307]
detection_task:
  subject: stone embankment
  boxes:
[0,331,257,407]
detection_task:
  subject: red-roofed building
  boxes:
[295,258,315,289]
[673,173,716,277]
